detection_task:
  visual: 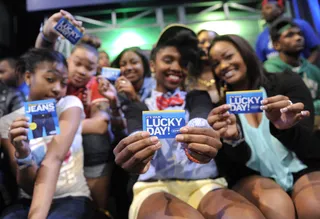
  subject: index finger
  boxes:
[13,116,29,123]
[179,127,220,139]
[208,104,230,116]
[113,131,150,155]
[262,95,289,105]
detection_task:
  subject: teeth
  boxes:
[168,75,180,80]
[225,71,233,78]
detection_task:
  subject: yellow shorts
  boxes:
[129,178,227,219]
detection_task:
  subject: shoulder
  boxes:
[56,96,84,115]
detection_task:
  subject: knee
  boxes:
[256,189,294,212]
[295,198,320,219]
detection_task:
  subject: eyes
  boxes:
[211,53,233,68]
[73,59,94,72]
[120,59,140,67]
[45,76,68,88]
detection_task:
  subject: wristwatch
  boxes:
[15,152,34,170]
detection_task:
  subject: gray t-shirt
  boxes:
[0,95,90,199]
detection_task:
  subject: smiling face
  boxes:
[209,41,248,87]
[119,50,145,85]
[25,61,68,101]
[152,46,187,93]
[68,47,98,88]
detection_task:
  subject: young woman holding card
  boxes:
[111,47,156,104]
[35,11,126,214]
[0,48,94,219]
[112,25,265,219]
[206,34,320,219]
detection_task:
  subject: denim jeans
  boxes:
[1,196,94,219]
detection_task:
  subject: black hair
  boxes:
[16,48,68,76]
[111,47,151,78]
[0,57,17,69]
[99,51,109,59]
[197,29,218,37]
[210,35,268,96]
[151,30,201,76]
[71,34,101,57]
[270,18,298,42]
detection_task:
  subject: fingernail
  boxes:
[301,111,308,116]
[180,127,188,133]
[225,105,231,109]
[141,132,149,138]
[176,135,184,141]
[154,142,162,149]
[150,136,159,143]
[280,108,288,113]
[261,100,268,104]
[260,105,267,110]
[222,112,230,116]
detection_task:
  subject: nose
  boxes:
[77,66,87,76]
[295,34,304,43]
[170,60,182,72]
[219,60,230,71]
[204,41,211,49]
[52,82,62,96]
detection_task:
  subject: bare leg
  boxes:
[137,192,205,219]
[198,188,265,219]
[292,171,320,219]
[233,175,295,219]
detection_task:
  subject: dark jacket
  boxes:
[187,70,320,188]
[0,82,24,118]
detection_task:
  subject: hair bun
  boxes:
[80,34,101,49]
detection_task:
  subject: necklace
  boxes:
[197,78,216,88]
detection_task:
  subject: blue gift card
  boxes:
[226,90,263,114]
[24,99,60,140]
[54,17,83,44]
[143,110,186,139]
[101,67,121,81]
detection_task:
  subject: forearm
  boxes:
[28,158,62,219]
[82,116,108,135]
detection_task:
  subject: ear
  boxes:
[149,60,155,73]
[273,41,281,51]
[24,71,32,86]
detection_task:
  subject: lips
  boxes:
[165,72,184,84]
[221,69,235,80]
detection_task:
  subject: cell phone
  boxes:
[101,67,121,81]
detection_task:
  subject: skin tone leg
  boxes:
[198,188,266,219]
[137,192,205,219]
[86,163,113,211]
[233,175,295,219]
[292,171,320,219]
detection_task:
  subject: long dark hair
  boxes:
[209,34,268,99]
[111,47,151,78]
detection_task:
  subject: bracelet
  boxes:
[40,32,54,45]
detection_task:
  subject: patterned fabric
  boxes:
[156,93,184,110]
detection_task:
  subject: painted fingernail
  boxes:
[301,111,308,116]
[176,135,184,141]
[280,108,288,113]
[260,105,267,110]
[150,136,159,143]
